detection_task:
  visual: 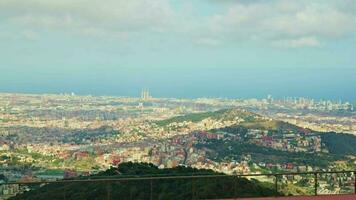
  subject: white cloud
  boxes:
[1,0,356,48]
[1,0,175,35]
[204,1,356,46]
[264,4,355,38]
[9,14,76,28]
[195,38,222,46]
[22,30,39,41]
[272,37,322,48]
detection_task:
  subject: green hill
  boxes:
[11,162,279,200]
[156,108,305,133]
[195,139,337,168]
[156,108,262,126]
[320,132,356,155]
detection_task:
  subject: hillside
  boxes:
[195,139,337,168]
[11,162,279,200]
[156,108,304,132]
[156,108,260,126]
[156,108,355,169]
[320,132,356,155]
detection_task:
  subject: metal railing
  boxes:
[0,170,355,199]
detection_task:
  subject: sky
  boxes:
[0,0,356,101]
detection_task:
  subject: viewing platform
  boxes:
[1,170,355,199]
[238,194,355,200]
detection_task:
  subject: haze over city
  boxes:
[0,1,356,199]
[1,0,356,100]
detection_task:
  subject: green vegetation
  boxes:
[155,108,354,170]
[61,126,119,144]
[211,125,248,136]
[1,148,63,167]
[320,132,356,155]
[11,162,279,200]
[279,183,313,196]
[156,108,260,126]
[196,139,339,168]
[240,120,302,132]
[156,110,225,126]
[70,157,97,171]
[0,118,12,122]
[35,169,64,176]
[156,108,303,135]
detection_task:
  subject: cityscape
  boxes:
[1,0,356,199]
[0,91,355,198]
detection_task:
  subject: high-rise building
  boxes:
[267,94,273,104]
[141,88,151,100]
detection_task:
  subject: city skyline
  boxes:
[0,0,356,101]
[0,1,355,199]
[0,90,355,105]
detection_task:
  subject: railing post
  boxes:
[314,172,318,196]
[191,178,195,200]
[233,175,238,198]
[354,172,355,194]
[106,181,111,200]
[150,179,153,200]
[274,175,278,196]
[63,184,66,200]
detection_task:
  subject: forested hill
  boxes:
[11,162,279,200]
[320,132,356,155]
[155,108,260,126]
[156,108,303,132]
[157,108,356,157]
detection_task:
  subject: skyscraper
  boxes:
[141,88,151,100]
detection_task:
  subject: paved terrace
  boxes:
[1,170,355,199]
[238,194,356,200]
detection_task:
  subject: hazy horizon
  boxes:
[1,0,356,101]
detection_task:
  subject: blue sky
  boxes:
[0,0,356,100]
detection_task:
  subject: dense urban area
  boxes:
[0,91,355,198]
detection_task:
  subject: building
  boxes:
[141,89,151,100]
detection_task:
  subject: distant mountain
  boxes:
[157,108,356,168]
[320,132,356,155]
[11,162,279,200]
[156,108,306,132]
[195,139,337,168]
[156,109,260,126]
